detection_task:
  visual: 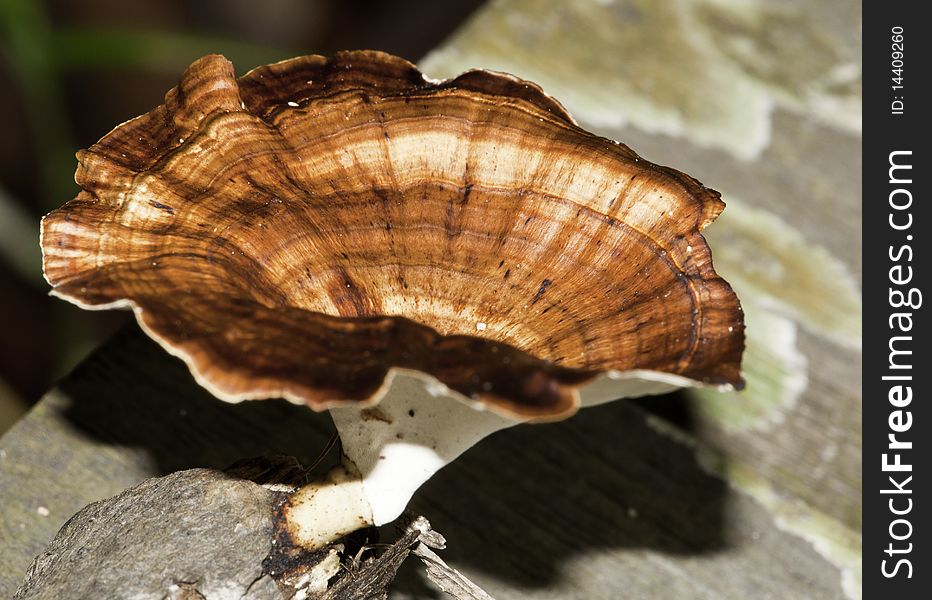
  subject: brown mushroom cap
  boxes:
[41,51,744,420]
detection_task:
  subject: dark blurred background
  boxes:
[0,0,486,432]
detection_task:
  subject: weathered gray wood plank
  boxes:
[1,326,848,598]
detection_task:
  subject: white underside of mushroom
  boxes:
[287,367,732,549]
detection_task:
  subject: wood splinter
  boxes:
[325,515,496,600]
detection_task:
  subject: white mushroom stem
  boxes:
[284,460,375,549]
[285,370,515,549]
[332,371,517,527]
[284,368,728,550]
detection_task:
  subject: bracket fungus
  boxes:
[41,51,744,549]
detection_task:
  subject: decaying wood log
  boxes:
[14,457,493,600]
